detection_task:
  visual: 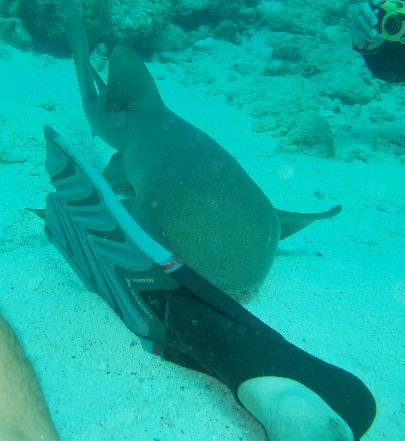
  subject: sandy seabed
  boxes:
[0,39,404,441]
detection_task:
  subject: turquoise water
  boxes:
[0,1,404,440]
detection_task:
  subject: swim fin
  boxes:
[40,125,286,352]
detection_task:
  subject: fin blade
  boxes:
[42,125,175,345]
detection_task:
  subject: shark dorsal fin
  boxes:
[105,43,163,111]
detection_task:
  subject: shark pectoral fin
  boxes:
[89,63,107,94]
[26,207,46,220]
[105,43,163,111]
[102,152,128,186]
[276,204,342,240]
[102,152,136,198]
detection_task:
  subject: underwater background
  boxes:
[0,0,404,440]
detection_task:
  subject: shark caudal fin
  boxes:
[62,0,98,103]
[276,205,342,240]
[105,43,164,111]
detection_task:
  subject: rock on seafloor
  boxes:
[0,0,258,53]
[0,0,403,163]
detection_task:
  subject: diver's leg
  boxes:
[238,376,354,441]
[162,290,375,441]
[0,314,59,441]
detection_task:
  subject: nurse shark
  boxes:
[61,0,341,296]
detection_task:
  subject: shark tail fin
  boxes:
[276,205,342,240]
[62,0,97,103]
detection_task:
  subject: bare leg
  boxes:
[0,314,60,441]
[238,376,354,441]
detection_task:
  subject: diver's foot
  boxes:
[237,376,354,441]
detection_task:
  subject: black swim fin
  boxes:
[40,126,286,352]
[42,125,178,348]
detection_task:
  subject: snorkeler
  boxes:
[351,0,405,81]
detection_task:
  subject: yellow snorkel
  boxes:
[377,0,405,43]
